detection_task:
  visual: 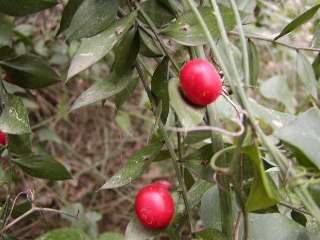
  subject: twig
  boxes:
[229,31,320,52]
[279,201,312,216]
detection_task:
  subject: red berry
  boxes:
[0,131,7,145]
[135,184,175,229]
[152,180,173,190]
[179,58,222,106]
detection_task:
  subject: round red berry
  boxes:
[135,184,174,229]
[152,180,173,191]
[179,58,222,106]
[0,131,7,145]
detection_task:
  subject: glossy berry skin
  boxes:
[0,131,6,145]
[135,183,174,229]
[152,180,173,191]
[179,58,222,106]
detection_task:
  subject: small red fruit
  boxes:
[179,58,222,106]
[135,183,175,229]
[0,131,7,145]
[152,180,173,190]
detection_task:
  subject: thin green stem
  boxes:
[229,0,250,86]
[134,2,180,73]
[135,62,193,235]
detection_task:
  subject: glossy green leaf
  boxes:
[125,216,160,240]
[194,229,225,240]
[12,154,72,180]
[112,28,140,76]
[0,46,16,61]
[114,77,138,109]
[0,0,58,16]
[0,14,13,47]
[100,141,163,189]
[162,6,236,46]
[187,180,213,208]
[0,54,60,89]
[158,0,183,16]
[0,95,30,134]
[248,39,259,86]
[141,0,175,28]
[244,145,280,212]
[57,0,84,36]
[151,57,170,123]
[71,73,133,110]
[312,53,320,80]
[35,228,89,240]
[274,4,320,40]
[183,144,214,182]
[312,21,320,48]
[249,98,295,130]
[98,232,124,240]
[8,134,32,156]
[67,12,136,80]
[249,213,319,240]
[260,76,296,113]
[139,29,162,58]
[168,78,205,127]
[296,52,318,99]
[274,107,320,169]
[63,0,118,40]
[200,186,222,230]
[115,112,132,135]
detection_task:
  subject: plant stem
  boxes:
[207,106,234,240]
[135,62,193,234]
[134,2,180,73]
[229,31,320,52]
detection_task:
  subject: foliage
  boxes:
[0,0,320,239]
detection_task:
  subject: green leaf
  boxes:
[0,54,60,89]
[274,107,320,169]
[141,0,175,28]
[312,21,320,48]
[35,228,89,240]
[8,134,32,156]
[249,98,295,130]
[67,12,137,80]
[63,0,118,40]
[11,200,32,218]
[125,216,160,240]
[162,6,236,46]
[260,76,296,113]
[98,232,124,240]
[38,128,63,144]
[71,73,133,110]
[248,39,259,86]
[0,14,13,47]
[194,229,225,240]
[249,213,319,240]
[312,53,320,80]
[0,95,30,134]
[112,28,140,76]
[139,29,162,58]
[12,154,72,180]
[0,0,58,16]
[57,0,85,36]
[151,57,170,123]
[168,78,205,128]
[100,141,164,189]
[187,180,213,208]
[183,144,214,182]
[115,112,132,135]
[296,52,318,99]
[0,46,16,61]
[244,145,280,212]
[114,77,138,109]
[200,186,222,230]
[274,4,320,40]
